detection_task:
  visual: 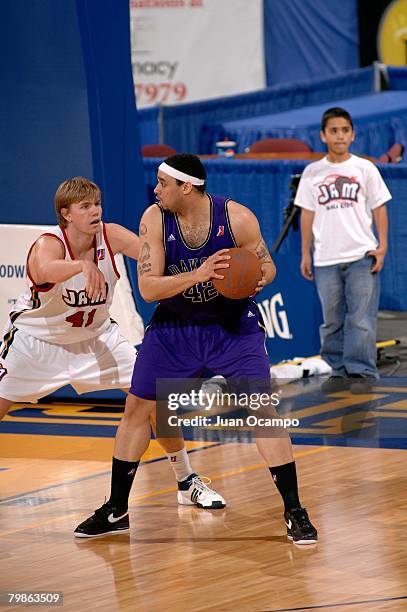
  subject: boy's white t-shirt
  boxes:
[294,154,391,266]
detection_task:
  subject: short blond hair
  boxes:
[54,177,101,227]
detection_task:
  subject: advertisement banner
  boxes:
[130,0,265,108]
[257,253,323,362]
[0,225,144,345]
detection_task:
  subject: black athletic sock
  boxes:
[269,461,301,512]
[108,457,140,512]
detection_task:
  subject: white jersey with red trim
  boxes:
[6,223,120,345]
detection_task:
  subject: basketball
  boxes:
[213,247,262,299]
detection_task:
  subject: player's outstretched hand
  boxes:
[300,254,314,281]
[195,249,230,283]
[82,260,107,301]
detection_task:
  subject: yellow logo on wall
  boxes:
[379,0,407,64]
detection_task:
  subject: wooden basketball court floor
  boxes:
[1,379,406,612]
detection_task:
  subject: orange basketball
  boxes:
[213,247,262,299]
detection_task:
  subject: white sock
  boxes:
[166,448,193,482]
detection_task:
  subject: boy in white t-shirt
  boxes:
[295,107,391,393]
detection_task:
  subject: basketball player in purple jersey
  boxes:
[76,156,317,544]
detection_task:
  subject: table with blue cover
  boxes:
[201,91,407,158]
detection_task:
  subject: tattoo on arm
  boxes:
[138,241,152,277]
[140,223,147,236]
[139,241,151,263]
[138,262,152,276]
[255,239,270,262]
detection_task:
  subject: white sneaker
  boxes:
[177,474,226,509]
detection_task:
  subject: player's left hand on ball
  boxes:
[195,249,230,283]
[251,265,267,295]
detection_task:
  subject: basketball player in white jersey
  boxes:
[0,177,225,519]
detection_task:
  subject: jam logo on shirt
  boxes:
[62,283,109,307]
[317,174,361,209]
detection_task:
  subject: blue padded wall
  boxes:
[0,0,147,234]
[0,0,93,223]
[264,0,359,86]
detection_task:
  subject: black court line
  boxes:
[263,594,407,611]
[0,442,225,504]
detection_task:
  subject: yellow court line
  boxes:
[281,393,388,420]
[6,388,406,426]
[10,402,126,409]
[3,416,121,426]
[373,387,407,393]
[0,446,330,537]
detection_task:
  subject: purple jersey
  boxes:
[158,194,251,327]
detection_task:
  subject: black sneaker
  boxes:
[284,507,318,545]
[74,501,129,538]
[321,376,350,393]
[349,374,376,394]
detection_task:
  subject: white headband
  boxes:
[158,162,205,186]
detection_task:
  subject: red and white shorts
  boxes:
[0,323,136,403]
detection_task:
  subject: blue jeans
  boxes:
[314,255,379,379]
